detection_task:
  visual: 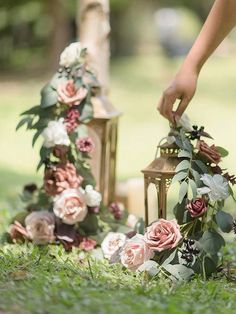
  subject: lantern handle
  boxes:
[155,136,168,159]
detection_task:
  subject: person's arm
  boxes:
[158,0,236,123]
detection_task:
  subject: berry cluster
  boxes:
[181,238,200,264]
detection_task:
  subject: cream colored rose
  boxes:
[101,232,126,259]
[59,42,82,68]
[120,234,154,271]
[84,185,102,207]
[42,118,70,148]
[25,211,55,245]
[126,214,138,229]
[53,188,87,225]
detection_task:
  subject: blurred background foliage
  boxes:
[0,0,213,72]
[1,0,236,217]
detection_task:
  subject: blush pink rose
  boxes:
[144,219,182,252]
[57,80,88,106]
[9,221,29,241]
[53,188,87,225]
[79,237,97,251]
[187,198,207,218]
[120,234,154,271]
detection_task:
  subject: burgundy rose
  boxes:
[65,108,80,134]
[187,198,207,218]
[109,202,124,220]
[197,140,221,165]
[57,80,87,107]
[144,219,182,252]
[44,162,82,196]
[76,137,95,153]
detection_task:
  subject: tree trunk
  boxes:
[77,0,110,93]
[47,0,71,71]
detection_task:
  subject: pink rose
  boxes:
[187,198,207,218]
[9,221,29,241]
[57,80,87,106]
[144,219,182,252]
[53,188,87,225]
[76,137,95,153]
[120,234,154,271]
[44,162,82,196]
[25,211,55,245]
[79,237,97,251]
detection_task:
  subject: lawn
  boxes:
[1,53,236,313]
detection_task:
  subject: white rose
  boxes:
[101,232,126,259]
[41,118,70,148]
[126,214,138,229]
[84,185,102,207]
[53,188,87,225]
[59,42,82,68]
[197,174,230,201]
[177,113,193,132]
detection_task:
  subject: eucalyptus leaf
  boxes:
[178,150,192,158]
[189,179,197,199]
[172,171,188,184]
[163,264,194,281]
[138,261,160,277]
[40,84,58,108]
[215,146,229,158]
[179,181,188,204]
[200,229,225,255]
[175,160,190,173]
[190,169,201,183]
[79,102,93,123]
[215,210,233,233]
[193,160,208,174]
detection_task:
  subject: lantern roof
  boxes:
[92,96,122,119]
[141,142,181,177]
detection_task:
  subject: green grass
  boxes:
[0,243,236,314]
[1,54,236,313]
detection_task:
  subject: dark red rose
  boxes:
[187,198,207,218]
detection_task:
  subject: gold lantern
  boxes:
[88,95,121,206]
[141,142,181,226]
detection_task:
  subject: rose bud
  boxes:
[187,198,208,218]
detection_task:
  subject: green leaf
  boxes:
[79,214,99,235]
[178,150,191,158]
[215,146,229,158]
[189,179,197,199]
[215,210,233,233]
[175,160,190,173]
[79,102,94,123]
[32,130,42,147]
[190,169,201,183]
[163,264,194,281]
[179,181,188,204]
[16,117,32,131]
[20,105,41,116]
[172,171,188,184]
[40,84,58,108]
[138,261,160,277]
[200,229,225,255]
[193,160,208,174]
[173,199,187,224]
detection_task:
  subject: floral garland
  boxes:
[94,115,236,281]
[5,42,236,281]
[7,42,139,251]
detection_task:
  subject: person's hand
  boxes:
[157,66,199,123]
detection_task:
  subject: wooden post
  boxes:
[77,0,110,94]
